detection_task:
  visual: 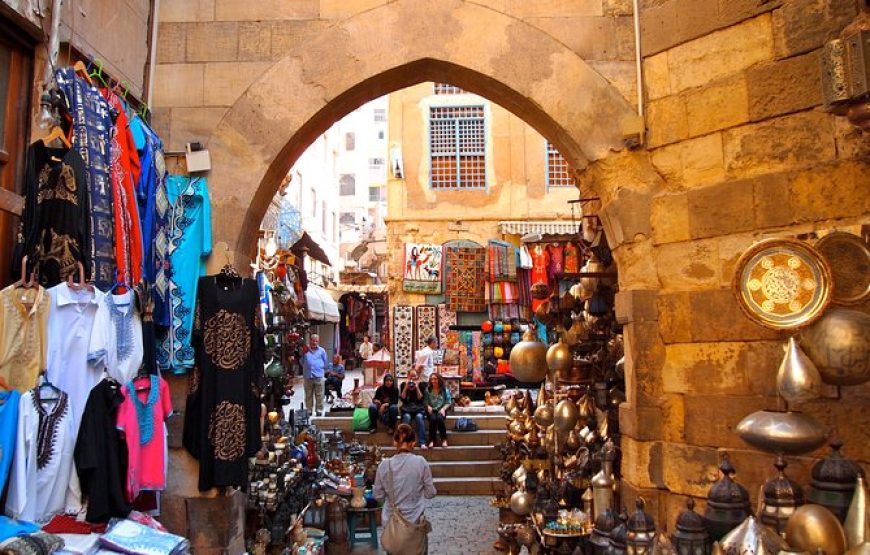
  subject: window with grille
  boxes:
[340,212,356,225]
[546,141,575,188]
[373,108,386,122]
[339,174,356,196]
[345,132,355,151]
[429,105,486,189]
[434,83,465,95]
[369,186,384,202]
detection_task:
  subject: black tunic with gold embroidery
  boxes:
[13,142,90,286]
[183,275,263,491]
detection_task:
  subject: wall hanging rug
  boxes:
[403,244,443,294]
[488,240,517,282]
[414,304,438,352]
[444,245,487,312]
[437,303,456,346]
[392,305,414,372]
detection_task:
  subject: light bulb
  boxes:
[36,92,55,130]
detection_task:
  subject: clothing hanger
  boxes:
[13,256,39,311]
[133,370,152,392]
[73,60,94,85]
[41,125,71,149]
[109,269,129,295]
[66,261,93,293]
[37,371,61,402]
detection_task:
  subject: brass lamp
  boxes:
[672,498,711,555]
[760,455,805,536]
[626,498,657,555]
[808,439,862,522]
[704,454,751,541]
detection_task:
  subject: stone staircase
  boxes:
[312,410,506,496]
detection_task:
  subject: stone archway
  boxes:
[202,0,639,265]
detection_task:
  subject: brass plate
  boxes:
[815,231,870,305]
[733,238,832,330]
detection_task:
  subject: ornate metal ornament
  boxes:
[733,238,832,330]
[815,232,870,305]
[735,410,829,455]
[720,516,787,555]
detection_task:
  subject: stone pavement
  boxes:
[347,495,500,555]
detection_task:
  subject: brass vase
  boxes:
[800,307,870,386]
[785,504,848,555]
[776,336,822,403]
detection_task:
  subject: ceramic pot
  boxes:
[800,308,870,386]
[776,336,822,403]
[735,410,828,455]
[510,329,548,382]
[785,504,847,555]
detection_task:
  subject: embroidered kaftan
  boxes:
[6,390,81,523]
[105,290,143,384]
[0,285,50,392]
[157,176,212,374]
[116,376,172,499]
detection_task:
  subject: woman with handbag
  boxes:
[399,370,428,449]
[424,373,453,448]
[374,424,436,554]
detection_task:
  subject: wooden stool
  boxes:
[346,506,380,550]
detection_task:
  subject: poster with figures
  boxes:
[403,243,443,294]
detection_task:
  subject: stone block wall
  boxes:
[605,0,870,531]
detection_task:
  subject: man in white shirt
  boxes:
[414,336,438,382]
[357,334,373,369]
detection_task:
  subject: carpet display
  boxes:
[445,245,487,312]
[403,243,443,294]
[437,303,456,346]
[392,305,414,373]
[414,304,438,352]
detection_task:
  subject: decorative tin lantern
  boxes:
[592,440,616,520]
[760,455,805,536]
[704,454,752,541]
[808,439,861,522]
[626,498,657,555]
[609,510,630,555]
[672,498,711,555]
[590,507,619,555]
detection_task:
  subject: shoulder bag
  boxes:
[380,457,432,554]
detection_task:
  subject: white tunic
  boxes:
[105,290,143,384]
[5,391,81,522]
[45,284,114,429]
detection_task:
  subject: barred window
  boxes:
[373,108,386,122]
[339,174,356,196]
[434,83,466,95]
[429,105,486,189]
[546,141,575,188]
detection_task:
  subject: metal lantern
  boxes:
[704,454,752,541]
[509,328,548,382]
[626,498,657,555]
[808,439,861,522]
[760,455,805,536]
[591,507,619,555]
[672,498,711,555]
[610,510,630,555]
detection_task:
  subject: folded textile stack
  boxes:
[98,519,189,555]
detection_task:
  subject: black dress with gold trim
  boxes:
[183,275,263,491]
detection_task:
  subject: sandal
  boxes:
[427,442,434,448]
[419,444,428,450]
[441,440,448,448]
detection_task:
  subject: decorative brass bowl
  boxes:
[733,238,832,330]
[736,410,829,455]
[815,232,870,306]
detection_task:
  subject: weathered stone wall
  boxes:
[599,0,870,530]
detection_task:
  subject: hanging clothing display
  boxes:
[564,241,579,274]
[530,244,550,286]
[14,142,90,286]
[157,176,212,375]
[117,375,172,499]
[53,68,115,288]
[0,390,21,496]
[183,275,262,491]
[547,242,565,279]
[131,116,166,284]
[105,290,144,384]
[45,283,115,427]
[0,284,50,392]
[74,378,130,523]
[6,388,81,523]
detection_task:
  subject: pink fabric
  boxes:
[116,378,172,500]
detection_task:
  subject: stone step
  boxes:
[355,429,504,447]
[379,445,500,462]
[434,477,503,496]
[428,460,501,478]
[312,413,507,431]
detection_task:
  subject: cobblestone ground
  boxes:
[348,495,500,555]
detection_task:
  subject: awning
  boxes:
[291,232,332,266]
[499,220,580,235]
[332,283,389,294]
[305,285,340,323]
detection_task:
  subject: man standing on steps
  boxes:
[301,334,328,416]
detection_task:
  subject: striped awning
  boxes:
[499,220,579,235]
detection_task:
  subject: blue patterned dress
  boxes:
[54,68,115,288]
[157,176,211,374]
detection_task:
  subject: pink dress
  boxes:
[116,376,172,500]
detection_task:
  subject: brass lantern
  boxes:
[591,507,619,555]
[672,498,711,555]
[704,454,751,541]
[626,498,657,555]
[808,439,861,522]
[760,455,805,536]
[609,510,630,555]
[509,328,548,382]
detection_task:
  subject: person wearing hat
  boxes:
[368,374,400,433]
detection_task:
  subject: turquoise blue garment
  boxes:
[0,390,20,496]
[0,515,38,542]
[157,176,212,374]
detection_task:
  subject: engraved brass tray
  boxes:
[733,238,832,330]
[815,231,870,305]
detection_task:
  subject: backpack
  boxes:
[453,418,479,432]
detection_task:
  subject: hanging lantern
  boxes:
[845,476,868,549]
[591,507,619,555]
[720,515,787,554]
[510,490,535,516]
[784,504,848,555]
[610,511,630,555]
[592,440,616,521]
[760,455,805,536]
[672,498,711,555]
[554,399,580,431]
[808,439,862,522]
[547,339,572,378]
[776,337,822,403]
[509,328,547,382]
[704,454,752,541]
[626,498,657,555]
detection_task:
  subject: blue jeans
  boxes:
[401,412,428,446]
[368,403,398,431]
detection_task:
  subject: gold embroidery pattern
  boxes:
[36,229,79,281]
[189,366,201,395]
[208,401,245,461]
[37,164,78,205]
[203,310,250,370]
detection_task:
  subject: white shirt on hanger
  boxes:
[5,390,81,522]
[106,290,144,384]
[45,283,115,429]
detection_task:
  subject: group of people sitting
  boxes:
[368,370,454,449]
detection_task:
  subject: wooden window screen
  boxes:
[546,141,575,188]
[429,105,485,190]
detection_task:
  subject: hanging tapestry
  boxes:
[437,303,456,346]
[414,305,438,353]
[392,305,414,374]
[488,240,518,282]
[445,245,487,312]
[403,244,443,294]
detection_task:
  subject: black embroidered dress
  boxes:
[183,276,263,491]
